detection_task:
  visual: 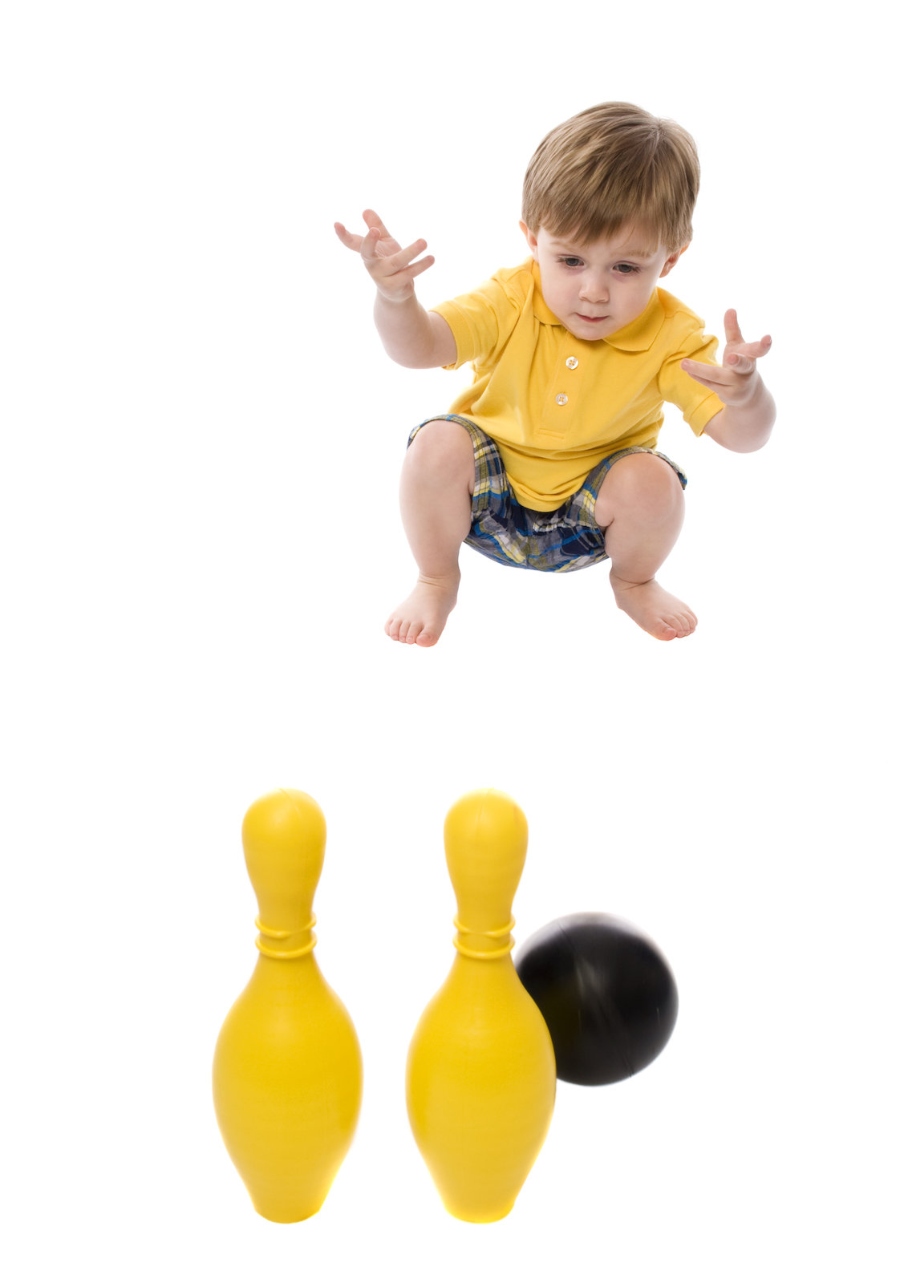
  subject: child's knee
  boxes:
[595,453,683,526]
[406,420,475,482]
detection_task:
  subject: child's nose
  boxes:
[579,274,609,304]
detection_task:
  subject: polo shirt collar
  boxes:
[530,259,666,351]
[530,261,563,326]
[600,293,666,351]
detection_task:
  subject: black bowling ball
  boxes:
[515,912,678,1086]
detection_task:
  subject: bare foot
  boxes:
[609,572,697,641]
[385,574,460,647]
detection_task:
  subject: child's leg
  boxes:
[386,419,475,646]
[594,452,696,641]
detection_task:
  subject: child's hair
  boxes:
[522,102,700,251]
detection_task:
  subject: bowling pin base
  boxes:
[441,1198,515,1224]
[251,1196,326,1224]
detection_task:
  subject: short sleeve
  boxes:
[658,328,725,435]
[431,273,523,370]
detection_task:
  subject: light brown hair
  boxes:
[522,102,700,251]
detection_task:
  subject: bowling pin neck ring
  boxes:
[452,915,515,960]
[254,914,317,960]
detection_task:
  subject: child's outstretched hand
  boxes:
[334,209,435,303]
[681,309,772,407]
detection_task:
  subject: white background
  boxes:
[2,2,896,1278]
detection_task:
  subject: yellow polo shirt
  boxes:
[432,260,725,511]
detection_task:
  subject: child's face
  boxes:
[521,224,687,342]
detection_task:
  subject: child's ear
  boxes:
[520,221,540,259]
[659,243,690,278]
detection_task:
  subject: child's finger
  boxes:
[362,208,390,234]
[334,222,363,251]
[728,336,772,362]
[389,238,429,270]
[359,226,383,261]
[683,356,757,385]
[681,360,724,388]
[723,308,744,344]
[405,254,435,281]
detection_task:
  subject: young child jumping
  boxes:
[336,102,775,646]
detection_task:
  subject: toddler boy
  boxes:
[336,102,774,645]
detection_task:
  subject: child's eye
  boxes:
[559,256,583,268]
[614,263,639,275]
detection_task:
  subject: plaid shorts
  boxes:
[408,415,688,573]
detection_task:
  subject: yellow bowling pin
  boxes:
[406,789,556,1222]
[212,789,363,1222]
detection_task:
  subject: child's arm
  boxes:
[335,209,457,369]
[681,310,775,453]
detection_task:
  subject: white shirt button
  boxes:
[556,393,568,406]
[565,356,579,369]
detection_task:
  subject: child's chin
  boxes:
[570,320,611,339]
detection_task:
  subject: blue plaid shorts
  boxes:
[408,415,687,573]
